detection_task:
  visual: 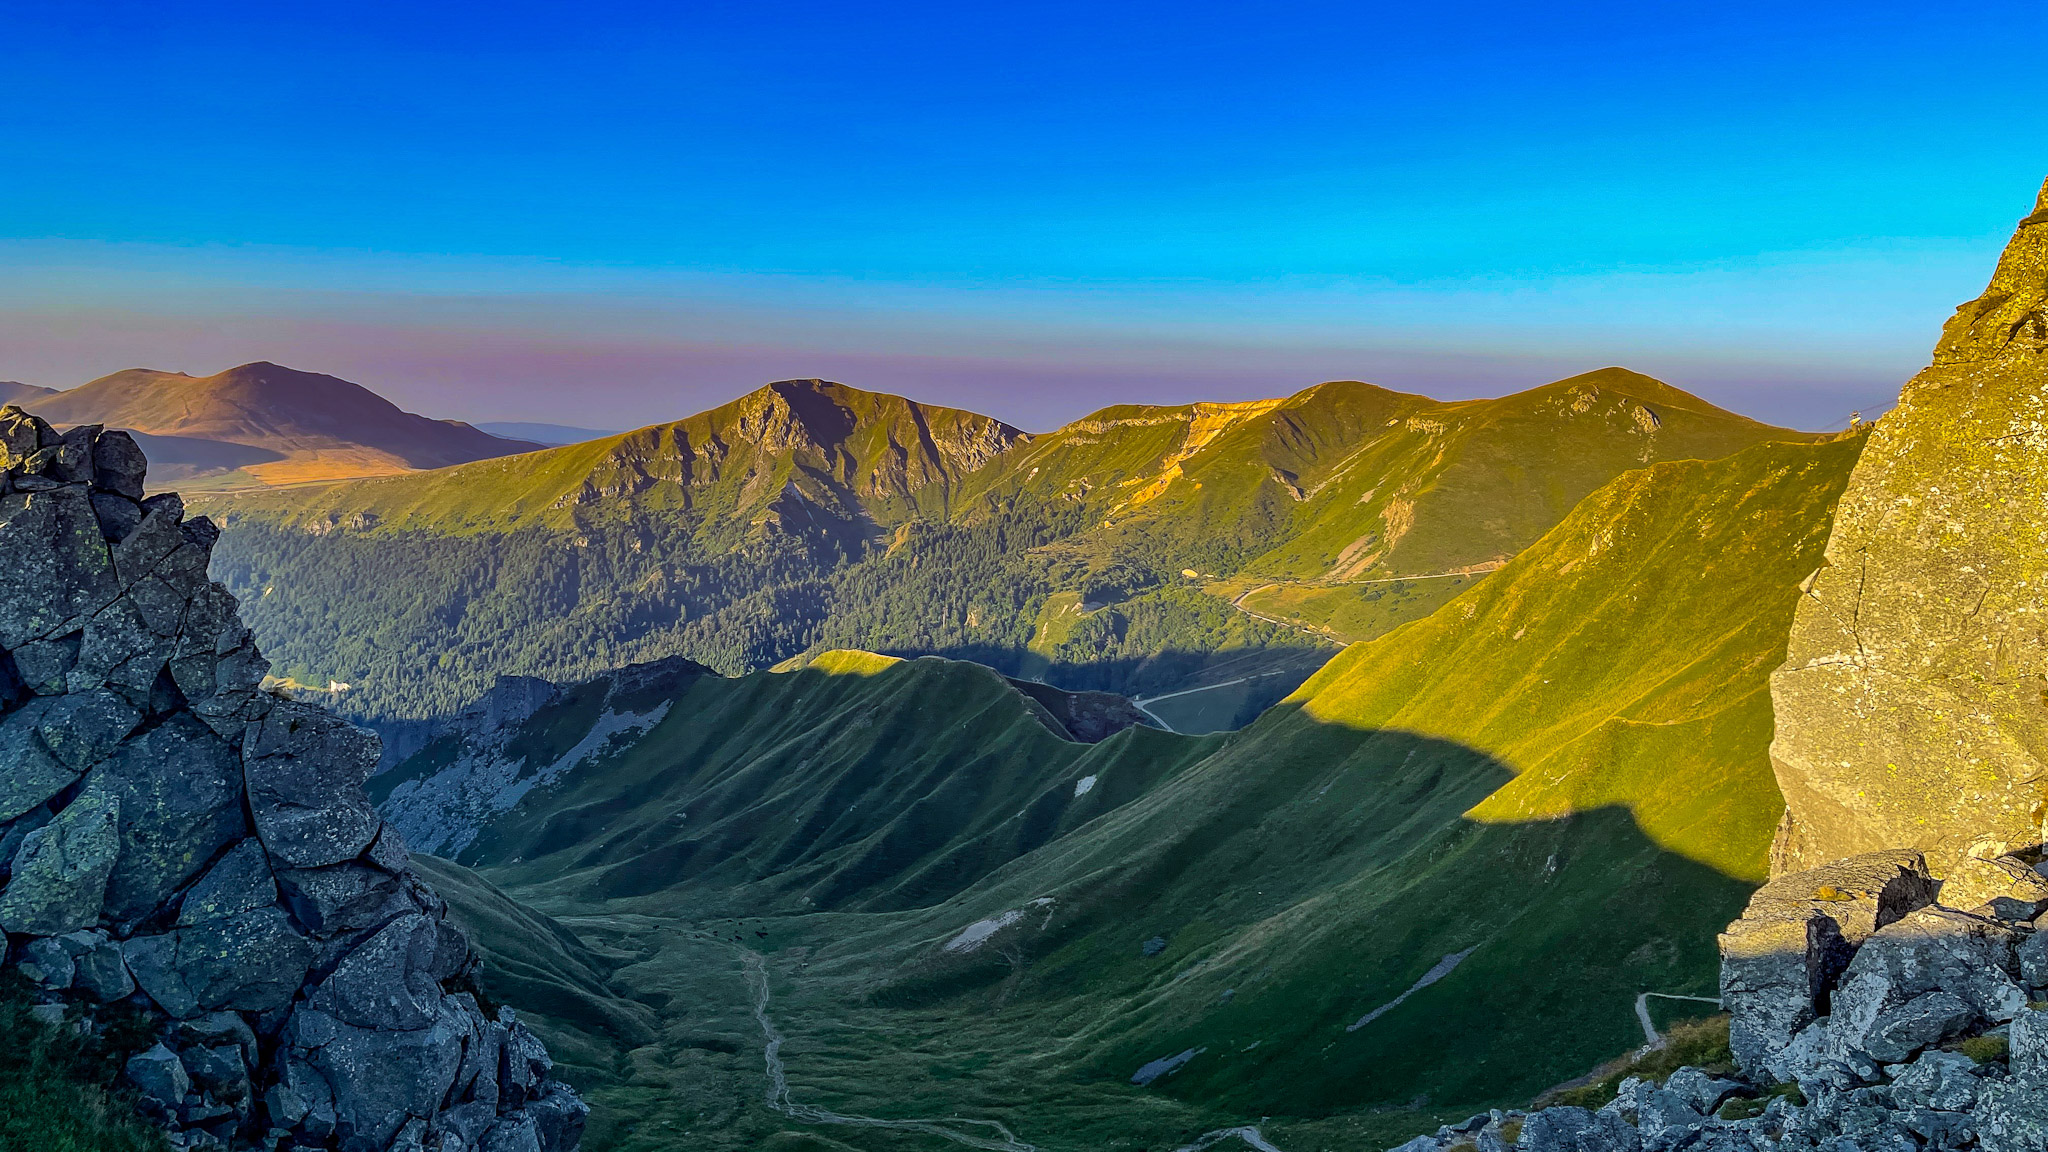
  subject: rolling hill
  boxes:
[0,381,57,406]
[378,431,1865,1151]
[203,369,1818,724]
[21,360,541,488]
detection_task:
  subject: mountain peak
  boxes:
[1935,177,2048,364]
[34,361,535,486]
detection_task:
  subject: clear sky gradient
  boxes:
[4,1,2044,431]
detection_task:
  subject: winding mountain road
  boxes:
[1633,992,1724,1049]
[740,949,1289,1152]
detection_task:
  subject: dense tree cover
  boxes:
[211,498,1326,722]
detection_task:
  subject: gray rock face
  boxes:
[371,658,701,858]
[124,906,316,1019]
[1825,907,2027,1063]
[0,409,583,1151]
[1717,849,1938,1070]
[246,700,383,867]
[126,1042,192,1115]
[0,781,122,935]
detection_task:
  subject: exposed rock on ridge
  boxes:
[373,656,710,858]
[1770,177,2048,876]
[0,403,583,1151]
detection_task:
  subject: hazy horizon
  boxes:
[8,2,2045,433]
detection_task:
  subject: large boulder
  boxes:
[0,781,122,935]
[1769,178,2048,876]
[124,907,316,1019]
[1825,906,2028,1065]
[1717,849,1937,1070]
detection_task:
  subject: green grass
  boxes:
[0,977,167,1152]
[1542,1015,1737,1109]
[407,434,1867,1151]
[1951,1034,2010,1065]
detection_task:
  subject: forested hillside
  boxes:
[204,369,1818,723]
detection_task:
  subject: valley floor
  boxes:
[530,907,1492,1152]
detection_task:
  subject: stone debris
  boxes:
[0,405,583,1151]
[1383,848,2048,1152]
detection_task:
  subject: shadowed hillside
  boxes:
[380,432,1863,1150]
[0,380,57,406]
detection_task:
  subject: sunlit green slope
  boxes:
[423,433,1862,1150]
[971,367,1804,584]
[211,378,1024,538]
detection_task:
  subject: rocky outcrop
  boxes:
[1769,178,2048,877]
[373,656,708,858]
[0,404,583,1151]
[371,676,560,774]
[1385,846,2048,1152]
[1717,850,1940,1070]
[1386,177,2048,1152]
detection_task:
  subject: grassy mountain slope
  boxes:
[26,361,539,488]
[205,369,1814,724]
[213,378,1024,536]
[409,855,659,1086]
[419,433,1862,1151]
[464,650,1206,918]
[977,368,1798,585]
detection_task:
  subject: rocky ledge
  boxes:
[1386,847,2048,1152]
[0,404,584,1151]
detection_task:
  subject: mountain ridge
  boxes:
[0,380,58,406]
[402,430,1864,1150]
[201,365,1822,722]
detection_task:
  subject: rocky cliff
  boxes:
[0,403,584,1151]
[1769,178,2048,876]
[1383,178,2048,1152]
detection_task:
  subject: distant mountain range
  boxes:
[474,421,624,446]
[196,367,1823,721]
[6,361,541,489]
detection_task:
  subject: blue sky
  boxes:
[2,1,2043,430]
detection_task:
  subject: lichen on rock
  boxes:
[0,403,583,1151]
[1769,178,2048,877]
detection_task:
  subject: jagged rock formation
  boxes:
[372,676,562,775]
[1770,178,2048,876]
[1385,848,2048,1152]
[0,404,584,1151]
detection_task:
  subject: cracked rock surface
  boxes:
[0,405,584,1152]
[1769,178,2048,877]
